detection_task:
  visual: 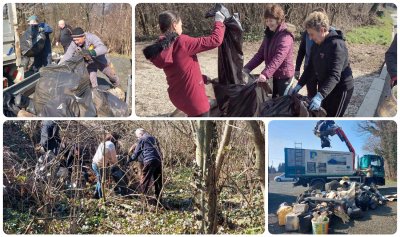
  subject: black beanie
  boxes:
[71,27,85,38]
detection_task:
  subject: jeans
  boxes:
[92,163,102,198]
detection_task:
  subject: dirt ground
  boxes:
[267,176,397,234]
[97,55,131,94]
[135,40,387,117]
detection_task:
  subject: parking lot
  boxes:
[268,176,397,234]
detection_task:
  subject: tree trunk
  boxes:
[369,3,380,15]
[194,121,206,233]
[194,120,219,234]
[215,120,234,183]
[247,121,265,194]
[204,121,218,234]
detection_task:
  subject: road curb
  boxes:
[356,65,388,117]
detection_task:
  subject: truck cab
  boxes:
[358,154,385,186]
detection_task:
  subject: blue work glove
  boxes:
[309,92,324,111]
[289,84,302,95]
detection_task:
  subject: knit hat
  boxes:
[71,27,85,38]
[27,15,38,25]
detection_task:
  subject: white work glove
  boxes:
[56,42,59,46]
[309,92,324,111]
[214,11,225,23]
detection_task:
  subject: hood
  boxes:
[326,29,346,41]
[142,33,179,69]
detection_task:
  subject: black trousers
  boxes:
[322,87,354,117]
[272,77,292,98]
[141,159,163,199]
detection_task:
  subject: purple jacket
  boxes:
[244,22,295,79]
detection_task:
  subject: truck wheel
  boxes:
[311,180,325,191]
[276,178,281,182]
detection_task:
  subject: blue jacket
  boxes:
[130,133,161,163]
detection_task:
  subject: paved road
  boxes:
[268,180,397,234]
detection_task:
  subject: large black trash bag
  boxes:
[92,89,129,117]
[3,92,20,117]
[260,94,327,117]
[213,81,268,117]
[34,56,91,114]
[206,4,244,85]
[40,95,82,117]
[34,55,129,117]
[20,28,46,57]
[315,120,337,148]
[40,90,97,117]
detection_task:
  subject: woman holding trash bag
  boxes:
[243,4,295,98]
[290,11,354,117]
[142,10,227,117]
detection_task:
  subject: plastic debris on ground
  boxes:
[276,178,393,234]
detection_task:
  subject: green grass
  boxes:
[346,12,394,46]
[384,179,397,186]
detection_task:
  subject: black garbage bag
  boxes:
[34,56,91,114]
[315,120,337,148]
[3,92,36,116]
[92,89,129,117]
[40,91,97,117]
[206,4,244,85]
[33,55,128,117]
[111,166,129,195]
[260,94,327,117]
[356,191,371,211]
[321,136,331,148]
[3,92,21,116]
[213,81,268,117]
[20,28,46,57]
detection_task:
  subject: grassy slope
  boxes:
[346,12,394,45]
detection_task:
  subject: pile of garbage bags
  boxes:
[3,56,129,117]
[261,94,327,117]
[20,28,46,57]
[313,120,339,148]
[277,179,389,234]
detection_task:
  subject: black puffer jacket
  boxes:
[299,30,354,98]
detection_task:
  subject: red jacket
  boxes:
[150,22,225,116]
[244,22,295,79]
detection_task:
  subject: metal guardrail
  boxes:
[3,72,40,96]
